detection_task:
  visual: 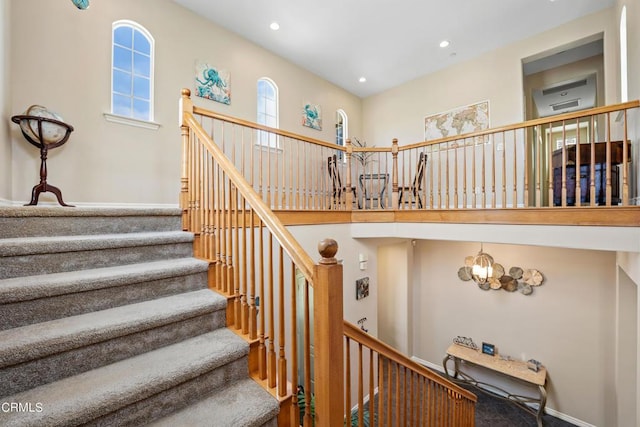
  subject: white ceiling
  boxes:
[173,0,614,98]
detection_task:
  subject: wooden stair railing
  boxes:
[344,322,477,427]
[180,89,345,427]
[180,88,478,426]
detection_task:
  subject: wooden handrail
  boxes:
[400,100,640,151]
[183,111,316,283]
[188,92,639,214]
[344,321,476,426]
[343,322,477,402]
[184,89,346,427]
[193,105,343,151]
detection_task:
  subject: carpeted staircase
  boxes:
[0,207,279,427]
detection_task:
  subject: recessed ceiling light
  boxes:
[439,40,450,48]
[359,77,367,83]
[270,22,280,31]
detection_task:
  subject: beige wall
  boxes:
[362,8,617,148]
[616,0,640,395]
[0,0,10,201]
[409,240,615,426]
[288,224,379,335]
[617,0,640,101]
[615,267,637,427]
[7,0,361,205]
[378,241,411,354]
[617,0,640,205]
[288,223,380,406]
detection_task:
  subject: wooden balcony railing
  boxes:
[180,88,477,426]
[396,102,639,210]
[187,95,639,219]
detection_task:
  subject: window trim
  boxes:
[256,77,279,149]
[336,109,348,162]
[110,19,156,123]
[103,112,161,130]
[620,6,628,103]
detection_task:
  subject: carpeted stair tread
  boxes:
[0,207,183,238]
[0,329,248,427]
[0,258,209,304]
[0,206,182,218]
[148,377,279,427]
[0,289,225,367]
[0,231,193,257]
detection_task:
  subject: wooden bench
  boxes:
[443,343,547,426]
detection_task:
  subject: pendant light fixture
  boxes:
[471,243,494,285]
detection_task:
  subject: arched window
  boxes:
[257,78,279,148]
[111,20,154,122]
[335,109,348,161]
[620,6,628,102]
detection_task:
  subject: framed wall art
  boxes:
[302,103,322,130]
[356,277,370,300]
[195,61,231,105]
[424,100,489,141]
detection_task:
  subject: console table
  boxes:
[443,344,547,427]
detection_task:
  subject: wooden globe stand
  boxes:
[11,114,75,207]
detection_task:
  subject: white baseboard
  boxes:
[410,356,595,427]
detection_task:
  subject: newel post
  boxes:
[313,239,344,427]
[345,139,354,210]
[391,138,399,210]
[180,88,194,231]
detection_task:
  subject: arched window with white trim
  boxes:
[620,6,628,102]
[257,78,279,148]
[111,20,154,122]
[335,109,348,161]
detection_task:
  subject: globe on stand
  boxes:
[11,105,75,207]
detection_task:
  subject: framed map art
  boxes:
[424,100,489,141]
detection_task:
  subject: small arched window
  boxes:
[257,78,279,148]
[620,6,628,102]
[111,20,154,122]
[335,109,348,161]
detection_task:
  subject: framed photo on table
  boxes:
[482,342,495,356]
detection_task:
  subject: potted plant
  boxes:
[351,137,375,170]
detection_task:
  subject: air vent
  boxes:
[551,99,580,111]
[542,79,587,96]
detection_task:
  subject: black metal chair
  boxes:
[328,154,357,209]
[399,152,427,208]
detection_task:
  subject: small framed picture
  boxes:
[482,342,495,356]
[356,277,370,300]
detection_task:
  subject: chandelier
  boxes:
[471,244,493,285]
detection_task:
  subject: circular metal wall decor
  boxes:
[457,253,545,296]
